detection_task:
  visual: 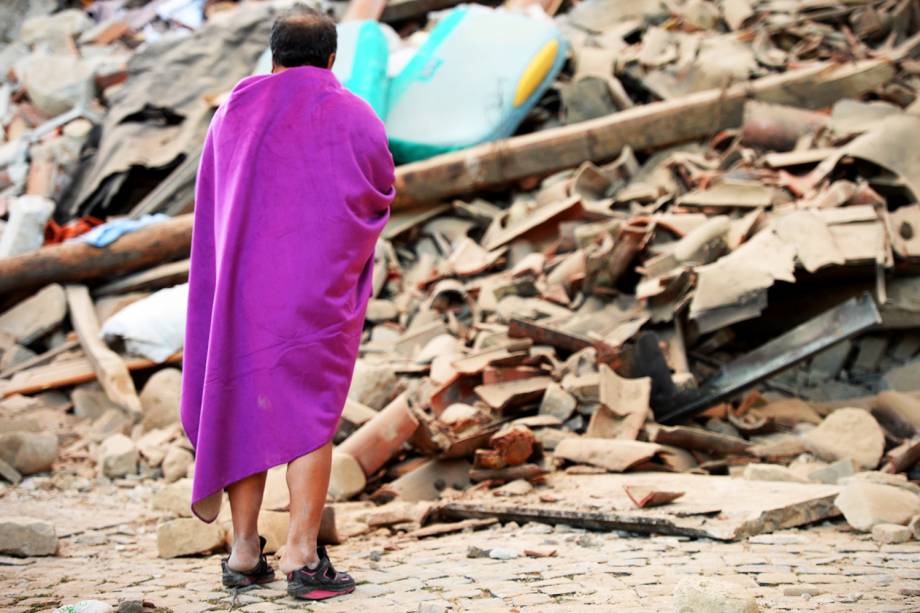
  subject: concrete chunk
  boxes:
[152,478,192,517]
[140,368,182,432]
[98,433,138,478]
[0,196,55,259]
[72,382,120,421]
[348,360,400,410]
[0,431,58,475]
[673,576,760,613]
[0,517,58,557]
[0,283,66,345]
[807,458,855,484]
[803,408,884,470]
[539,382,577,422]
[0,344,36,371]
[742,463,809,484]
[328,451,366,501]
[14,52,94,116]
[161,446,193,483]
[835,480,920,531]
[156,518,224,558]
[872,523,912,544]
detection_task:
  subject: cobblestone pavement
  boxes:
[2,482,920,613]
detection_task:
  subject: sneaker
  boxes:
[221,536,276,588]
[286,545,356,601]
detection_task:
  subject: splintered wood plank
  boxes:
[64,285,142,417]
[0,339,80,380]
[1,352,181,398]
[442,472,840,541]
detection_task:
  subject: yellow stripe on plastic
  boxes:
[513,39,559,108]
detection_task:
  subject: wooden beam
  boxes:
[0,214,192,295]
[64,285,142,418]
[93,259,190,297]
[392,59,895,208]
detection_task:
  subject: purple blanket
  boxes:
[180,66,395,522]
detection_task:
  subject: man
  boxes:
[180,5,395,601]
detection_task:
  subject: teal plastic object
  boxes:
[386,6,568,164]
[333,21,389,119]
[252,20,389,119]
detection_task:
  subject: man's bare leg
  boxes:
[227,471,267,571]
[279,442,333,574]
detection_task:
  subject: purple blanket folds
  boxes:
[180,66,395,522]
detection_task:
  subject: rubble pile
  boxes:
[2,0,920,562]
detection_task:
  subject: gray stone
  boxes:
[0,196,55,259]
[0,283,66,345]
[883,359,920,392]
[909,515,920,540]
[742,463,809,484]
[348,360,400,410]
[152,478,192,517]
[0,516,57,556]
[808,458,855,484]
[89,408,132,443]
[872,523,912,544]
[98,434,138,478]
[847,471,920,495]
[493,479,533,497]
[328,451,365,501]
[365,299,399,322]
[156,518,224,558]
[803,408,884,470]
[14,52,94,117]
[136,428,173,468]
[489,547,520,560]
[851,336,888,375]
[0,457,22,484]
[0,344,36,371]
[140,368,182,432]
[808,341,851,384]
[72,381,120,421]
[161,446,193,483]
[0,431,57,475]
[673,576,760,613]
[835,480,920,532]
[18,9,92,47]
[539,382,577,422]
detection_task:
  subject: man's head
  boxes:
[270,5,337,73]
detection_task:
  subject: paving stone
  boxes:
[672,576,760,613]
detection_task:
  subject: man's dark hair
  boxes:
[270,5,337,69]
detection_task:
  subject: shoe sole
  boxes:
[288,585,355,601]
[223,572,276,589]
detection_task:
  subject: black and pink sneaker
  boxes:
[286,545,356,601]
[221,536,276,588]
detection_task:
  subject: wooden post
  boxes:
[64,284,143,419]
